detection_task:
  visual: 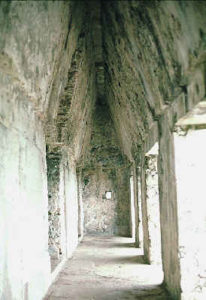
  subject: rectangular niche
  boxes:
[105,191,112,199]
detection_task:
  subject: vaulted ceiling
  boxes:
[42,0,206,165]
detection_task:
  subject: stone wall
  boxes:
[115,167,131,237]
[81,101,131,237]
[44,0,97,270]
[0,94,51,300]
[1,2,206,300]
[0,2,73,299]
[102,1,206,160]
[82,166,131,236]
[102,2,206,298]
[0,1,71,115]
[0,1,96,299]
[82,168,117,235]
[47,151,62,259]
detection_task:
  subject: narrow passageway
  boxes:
[2,2,206,299]
[45,236,168,300]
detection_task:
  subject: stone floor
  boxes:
[44,236,170,300]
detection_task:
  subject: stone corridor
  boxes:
[1,1,206,300]
[44,236,168,300]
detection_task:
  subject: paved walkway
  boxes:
[45,236,169,300]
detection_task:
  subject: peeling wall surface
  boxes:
[102,0,206,159]
[0,98,51,300]
[0,1,95,299]
[102,1,206,298]
[83,168,117,235]
[82,167,131,236]
[47,151,62,259]
[1,1,206,299]
[82,102,131,237]
[0,2,71,299]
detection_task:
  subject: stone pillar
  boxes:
[158,111,181,299]
[145,151,162,266]
[174,127,206,299]
[137,170,144,250]
[64,158,79,258]
[130,174,136,239]
[141,155,150,263]
[77,169,84,240]
[59,161,67,258]
[133,165,140,247]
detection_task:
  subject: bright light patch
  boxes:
[174,127,206,298]
[105,191,112,199]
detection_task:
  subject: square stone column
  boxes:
[145,146,162,267]
[158,111,181,299]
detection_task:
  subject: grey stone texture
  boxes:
[1,1,206,299]
[81,101,131,236]
[44,236,167,300]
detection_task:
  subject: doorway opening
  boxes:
[174,101,206,298]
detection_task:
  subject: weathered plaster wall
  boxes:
[102,2,206,298]
[102,1,206,158]
[45,1,96,162]
[1,1,206,299]
[82,168,117,235]
[64,157,79,258]
[81,102,131,237]
[44,0,97,270]
[0,1,73,298]
[0,1,71,115]
[46,151,62,259]
[0,95,50,300]
[82,166,131,237]
[0,1,96,299]
[115,167,131,237]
